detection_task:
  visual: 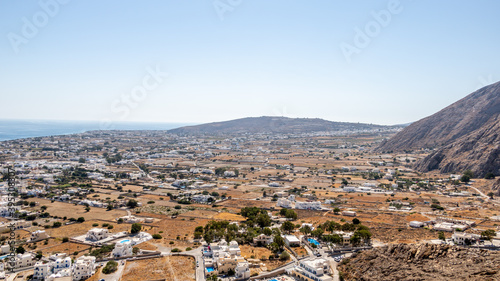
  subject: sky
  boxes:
[1,0,499,126]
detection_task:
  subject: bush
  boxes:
[92,223,99,227]
[77,217,85,223]
[107,225,114,229]
[62,237,69,243]
[171,248,181,252]
[131,223,142,234]
[279,251,290,261]
[186,247,192,251]
[152,234,162,239]
[102,260,118,274]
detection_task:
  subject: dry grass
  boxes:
[121,256,195,281]
[44,220,130,238]
[26,198,127,221]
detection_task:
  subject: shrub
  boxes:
[131,223,142,234]
[102,260,118,274]
[171,248,181,253]
[62,237,69,243]
[152,234,162,239]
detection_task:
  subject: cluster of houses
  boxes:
[33,254,96,281]
[202,239,250,279]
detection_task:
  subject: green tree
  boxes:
[263,227,273,236]
[127,199,138,208]
[481,229,496,241]
[131,223,142,234]
[438,231,446,241]
[333,207,340,215]
[299,225,312,236]
[281,221,295,234]
[16,246,26,254]
[102,260,118,274]
[274,235,285,250]
[487,192,495,199]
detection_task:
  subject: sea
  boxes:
[0,120,193,142]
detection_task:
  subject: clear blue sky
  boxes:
[1,0,499,125]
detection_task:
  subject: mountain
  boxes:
[338,243,500,281]
[377,81,500,177]
[167,116,396,135]
[378,81,500,152]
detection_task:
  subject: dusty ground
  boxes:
[120,256,195,281]
[26,198,127,221]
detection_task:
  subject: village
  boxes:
[0,128,499,281]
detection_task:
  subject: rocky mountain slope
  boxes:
[377,81,500,152]
[376,81,500,177]
[167,116,397,135]
[339,243,500,281]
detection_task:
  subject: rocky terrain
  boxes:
[339,243,500,281]
[167,116,399,135]
[377,81,500,177]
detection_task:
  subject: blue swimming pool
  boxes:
[206,267,215,273]
[270,279,278,281]
[120,239,130,243]
[308,238,320,246]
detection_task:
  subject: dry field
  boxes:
[121,256,195,281]
[26,198,127,221]
[35,242,90,257]
[44,220,131,238]
[240,245,289,271]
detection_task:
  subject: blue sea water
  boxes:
[0,120,192,141]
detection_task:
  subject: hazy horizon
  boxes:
[2,1,499,125]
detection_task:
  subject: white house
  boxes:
[72,255,96,281]
[295,201,322,210]
[29,230,50,242]
[235,261,250,279]
[112,239,133,257]
[284,235,300,247]
[277,198,293,209]
[342,211,357,217]
[86,228,109,241]
[452,232,480,245]
[252,234,273,246]
[287,258,333,281]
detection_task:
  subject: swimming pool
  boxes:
[120,239,130,243]
[206,267,215,273]
[308,238,320,246]
[269,279,278,281]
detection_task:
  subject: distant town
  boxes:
[0,122,498,281]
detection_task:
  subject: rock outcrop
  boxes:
[339,243,500,281]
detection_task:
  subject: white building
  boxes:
[112,239,133,257]
[277,198,293,209]
[72,256,96,281]
[252,234,273,246]
[342,211,357,217]
[409,221,424,228]
[34,255,72,281]
[235,261,250,279]
[295,201,322,210]
[284,235,300,247]
[452,232,480,245]
[287,258,333,281]
[29,230,50,242]
[86,228,109,241]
